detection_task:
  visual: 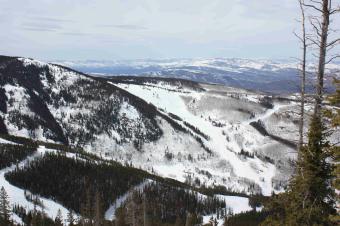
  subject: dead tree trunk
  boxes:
[297,0,308,150]
[303,0,339,116]
[314,0,330,117]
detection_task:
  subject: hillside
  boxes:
[0,56,307,196]
[1,55,333,224]
[0,135,246,225]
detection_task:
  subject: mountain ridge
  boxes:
[54,58,340,94]
[0,55,307,198]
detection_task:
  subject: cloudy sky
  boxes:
[0,0,319,60]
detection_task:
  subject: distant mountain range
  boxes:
[1,55,339,224]
[54,58,340,94]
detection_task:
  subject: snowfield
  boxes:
[0,135,255,224]
[113,81,301,195]
[202,195,253,225]
[0,144,71,224]
[2,56,336,224]
[0,57,311,203]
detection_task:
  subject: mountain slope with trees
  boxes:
[0,55,306,196]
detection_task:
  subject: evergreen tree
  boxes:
[262,64,340,226]
[0,186,11,224]
[67,209,75,226]
[214,218,218,226]
[262,115,336,225]
[143,194,150,226]
[185,212,195,226]
[31,210,38,226]
[261,0,338,225]
[174,215,185,226]
[327,79,340,127]
[94,192,103,226]
[115,206,127,226]
[55,209,63,226]
[325,79,340,223]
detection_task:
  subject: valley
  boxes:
[0,55,337,225]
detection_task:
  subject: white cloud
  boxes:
[0,0,336,60]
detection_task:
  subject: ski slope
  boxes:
[0,143,74,224]
[114,81,297,195]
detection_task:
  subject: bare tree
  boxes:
[303,0,340,117]
[295,0,309,150]
[294,0,340,149]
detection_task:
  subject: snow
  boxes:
[202,195,253,225]
[0,146,74,222]
[216,195,253,214]
[152,164,187,182]
[105,180,152,220]
[243,103,289,125]
[119,102,140,120]
[55,58,296,72]
[0,138,18,145]
[115,82,286,195]
[202,214,225,225]
[1,84,35,138]
[56,58,340,79]
[103,176,254,225]
[0,56,315,225]
[18,58,47,68]
[1,57,302,203]
[12,213,24,225]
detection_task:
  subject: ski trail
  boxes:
[0,146,71,222]
[105,179,152,220]
[243,103,290,125]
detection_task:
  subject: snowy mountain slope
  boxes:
[0,56,162,148]
[104,178,253,223]
[0,142,71,223]
[109,78,304,195]
[0,136,255,224]
[0,55,304,197]
[56,58,340,94]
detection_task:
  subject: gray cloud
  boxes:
[21,27,57,32]
[21,22,63,32]
[61,32,92,36]
[19,16,71,32]
[19,16,75,32]
[99,24,148,30]
[30,16,74,23]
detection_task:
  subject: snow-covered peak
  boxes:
[18,57,47,68]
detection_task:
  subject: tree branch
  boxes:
[303,3,323,12]
[325,55,340,64]
[309,0,323,5]
[330,6,340,14]
[294,30,305,43]
[327,38,340,47]
[307,37,321,47]
[308,17,324,41]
